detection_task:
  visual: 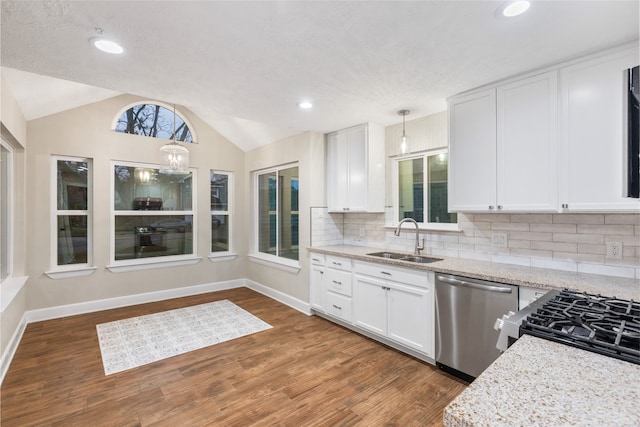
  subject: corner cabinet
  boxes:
[559,47,640,212]
[448,70,558,212]
[326,123,385,213]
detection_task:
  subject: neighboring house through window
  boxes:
[255,164,299,263]
[395,150,457,228]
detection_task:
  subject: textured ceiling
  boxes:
[1,1,638,151]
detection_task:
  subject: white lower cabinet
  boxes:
[353,261,435,358]
[309,253,435,360]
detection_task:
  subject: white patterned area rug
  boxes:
[96,299,272,375]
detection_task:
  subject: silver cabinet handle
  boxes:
[332,261,342,266]
[332,280,342,285]
[437,275,513,293]
[332,304,342,310]
[380,271,392,276]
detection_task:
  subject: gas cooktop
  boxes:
[520,289,640,365]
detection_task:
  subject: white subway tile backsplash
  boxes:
[310,208,639,279]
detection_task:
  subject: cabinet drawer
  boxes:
[310,253,325,266]
[326,255,351,271]
[325,269,352,296]
[353,261,429,288]
[325,291,352,322]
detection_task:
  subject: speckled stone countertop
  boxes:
[443,335,640,427]
[308,245,640,301]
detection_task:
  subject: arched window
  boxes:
[113,103,195,143]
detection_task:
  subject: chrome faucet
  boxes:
[394,218,424,255]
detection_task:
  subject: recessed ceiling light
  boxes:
[298,101,313,109]
[91,38,124,54]
[500,1,530,17]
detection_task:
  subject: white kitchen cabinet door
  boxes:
[310,264,325,311]
[560,47,640,212]
[353,274,387,336]
[448,89,497,212]
[387,280,433,356]
[497,71,559,211]
[326,123,385,213]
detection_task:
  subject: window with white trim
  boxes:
[395,150,457,226]
[1,141,13,282]
[53,156,92,268]
[112,162,195,263]
[114,103,195,142]
[211,171,231,253]
[255,164,299,261]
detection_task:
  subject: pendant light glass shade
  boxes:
[398,109,410,156]
[159,105,190,174]
[159,142,189,174]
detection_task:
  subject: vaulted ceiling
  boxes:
[1,1,638,151]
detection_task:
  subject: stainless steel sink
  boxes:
[367,252,442,264]
[367,251,407,259]
[398,255,442,264]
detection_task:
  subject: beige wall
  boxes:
[244,131,325,302]
[25,95,247,310]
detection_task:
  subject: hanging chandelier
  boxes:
[398,109,410,156]
[159,104,189,174]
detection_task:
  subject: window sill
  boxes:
[208,253,238,262]
[107,256,201,273]
[247,254,301,274]
[1,275,29,313]
[45,267,97,280]
[384,223,462,233]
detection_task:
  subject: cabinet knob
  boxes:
[488,205,495,210]
[497,205,503,210]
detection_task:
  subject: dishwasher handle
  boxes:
[437,275,513,294]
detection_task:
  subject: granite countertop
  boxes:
[308,245,640,301]
[443,335,640,427]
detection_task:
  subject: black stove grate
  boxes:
[520,289,640,365]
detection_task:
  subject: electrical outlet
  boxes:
[606,242,623,259]
[359,227,366,238]
[492,232,508,248]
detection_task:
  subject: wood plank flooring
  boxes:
[1,287,468,426]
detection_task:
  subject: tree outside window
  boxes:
[114,104,194,142]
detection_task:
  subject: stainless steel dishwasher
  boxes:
[435,274,518,381]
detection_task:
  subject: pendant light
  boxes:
[159,104,189,174]
[398,109,410,156]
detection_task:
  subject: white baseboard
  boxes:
[26,279,245,323]
[244,279,312,315]
[1,277,311,385]
[1,312,27,385]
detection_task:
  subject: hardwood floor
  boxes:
[1,287,467,426]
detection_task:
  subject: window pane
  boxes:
[211,215,229,252]
[210,173,228,210]
[258,172,277,255]
[398,158,424,222]
[114,104,193,142]
[114,166,192,211]
[428,153,457,224]
[114,215,193,260]
[1,145,10,280]
[57,160,88,210]
[278,167,299,261]
[57,215,88,265]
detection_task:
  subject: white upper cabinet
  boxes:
[448,89,497,212]
[326,123,385,213]
[559,46,640,212]
[497,71,558,211]
[449,70,558,212]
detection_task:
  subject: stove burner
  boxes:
[520,289,640,365]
